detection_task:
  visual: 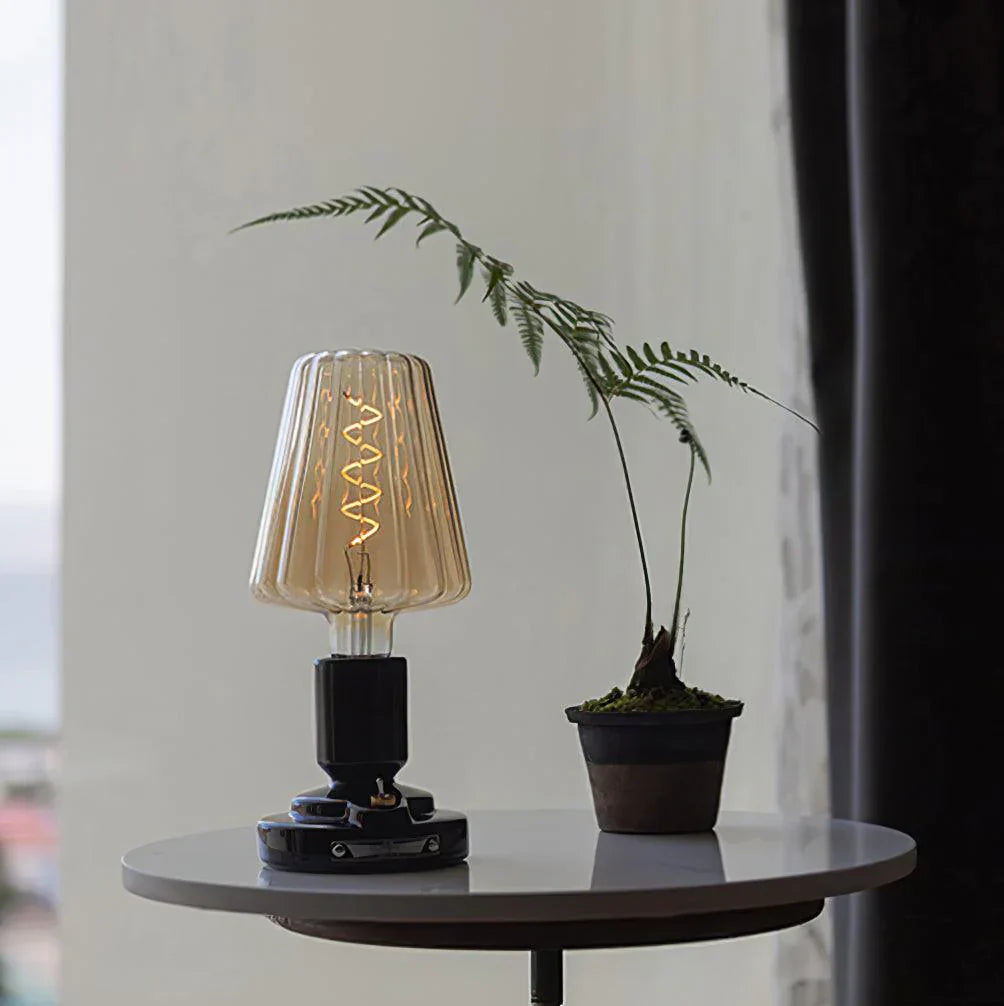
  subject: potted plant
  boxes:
[235,186,815,834]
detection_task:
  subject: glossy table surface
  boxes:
[122,810,915,930]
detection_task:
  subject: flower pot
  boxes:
[565,703,744,834]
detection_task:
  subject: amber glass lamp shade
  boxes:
[250,350,471,655]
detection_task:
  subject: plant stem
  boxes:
[526,302,654,647]
[669,443,697,653]
[600,394,654,647]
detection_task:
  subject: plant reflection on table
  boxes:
[590,830,725,891]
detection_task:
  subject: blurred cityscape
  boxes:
[1,1,60,1000]
[0,505,58,1005]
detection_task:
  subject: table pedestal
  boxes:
[271,901,825,1004]
[531,950,562,1005]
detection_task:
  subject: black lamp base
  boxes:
[258,784,468,873]
[258,654,468,873]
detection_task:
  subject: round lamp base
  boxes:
[258,784,468,874]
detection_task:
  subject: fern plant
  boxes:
[235,187,815,699]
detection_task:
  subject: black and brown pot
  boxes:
[565,703,744,834]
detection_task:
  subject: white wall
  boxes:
[63,2,787,1003]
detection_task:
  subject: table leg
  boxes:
[530,949,563,1005]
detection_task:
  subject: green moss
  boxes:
[578,684,738,713]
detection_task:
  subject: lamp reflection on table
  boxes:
[257,860,471,895]
[259,861,471,943]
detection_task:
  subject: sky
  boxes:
[0,0,60,509]
[0,2,59,731]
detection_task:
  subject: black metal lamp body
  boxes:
[257,656,468,873]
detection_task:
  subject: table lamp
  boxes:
[251,349,471,872]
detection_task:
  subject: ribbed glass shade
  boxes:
[250,350,471,655]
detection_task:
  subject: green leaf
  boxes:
[575,357,600,419]
[513,298,543,374]
[388,188,421,211]
[416,220,448,246]
[568,328,601,356]
[596,352,617,386]
[374,204,410,239]
[455,243,475,303]
[481,267,502,302]
[358,185,393,205]
[629,373,678,396]
[482,254,513,278]
[652,395,712,481]
[684,349,716,377]
[617,389,657,409]
[586,311,615,346]
[230,197,360,232]
[651,363,695,384]
[611,351,633,380]
[546,298,578,329]
[490,279,507,326]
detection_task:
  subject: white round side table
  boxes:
[123,810,915,1004]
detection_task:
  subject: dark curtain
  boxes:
[785,5,854,1004]
[788,1,1004,1003]
[785,0,855,835]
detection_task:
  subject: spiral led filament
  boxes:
[339,390,384,549]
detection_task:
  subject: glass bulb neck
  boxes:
[329,610,395,657]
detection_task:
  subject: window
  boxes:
[0,0,60,1002]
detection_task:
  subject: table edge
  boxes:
[122,825,916,924]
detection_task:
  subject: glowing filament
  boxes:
[340,390,383,547]
[310,388,334,519]
[392,386,413,516]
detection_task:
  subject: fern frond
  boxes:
[650,390,711,481]
[566,329,606,421]
[511,294,544,374]
[234,187,816,445]
[606,341,819,435]
[575,356,601,419]
[230,189,389,232]
[488,274,507,326]
[235,188,627,414]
